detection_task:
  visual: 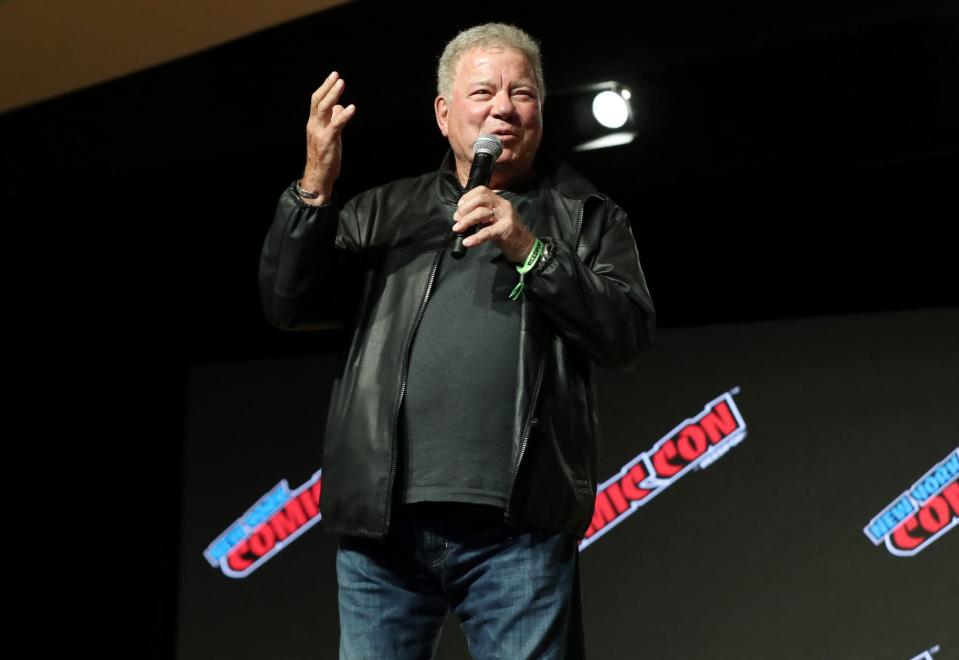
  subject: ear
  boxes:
[434,95,449,137]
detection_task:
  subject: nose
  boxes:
[491,89,516,119]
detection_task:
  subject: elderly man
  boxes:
[259,22,654,660]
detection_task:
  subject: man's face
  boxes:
[435,47,543,187]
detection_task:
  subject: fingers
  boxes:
[453,187,495,224]
[456,186,493,209]
[330,103,356,130]
[461,224,493,247]
[310,71,341,118]
[451,190,526,255]
[452,204,495,234]
[310,72,356,130]
[452,189,504,234]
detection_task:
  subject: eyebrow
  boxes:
[468,79,538,90]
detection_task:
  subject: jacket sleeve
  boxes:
[522,199,655,371]
[258,181,366,331]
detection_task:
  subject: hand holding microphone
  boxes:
[451,135,503,259]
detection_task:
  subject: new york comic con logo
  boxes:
[579,388,747,551]
[204,469,323,578]
[204,390,746,576]
[864,448,959,557]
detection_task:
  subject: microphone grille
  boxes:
[473,134,503,159]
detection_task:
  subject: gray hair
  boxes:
[436,23,545,104]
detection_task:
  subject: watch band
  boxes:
[532,236,555,274]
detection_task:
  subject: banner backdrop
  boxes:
[180,306,958,659]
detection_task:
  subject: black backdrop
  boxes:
[181,307,957,659]
[4,0,955,656]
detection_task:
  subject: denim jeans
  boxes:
[335,501,585,659]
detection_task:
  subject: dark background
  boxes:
[3,0,954,656]
[181,307,959,659]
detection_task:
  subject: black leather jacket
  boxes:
[259,151,655,540]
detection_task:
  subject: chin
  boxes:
[497,149,524,165]
[499,154,532,170]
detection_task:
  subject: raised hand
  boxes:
[300,71,357,205]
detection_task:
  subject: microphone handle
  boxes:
[451,152,496,260]
[450,225,479,260]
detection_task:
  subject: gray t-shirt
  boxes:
[398,189,536,508]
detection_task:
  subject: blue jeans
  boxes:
[335,501,585,659]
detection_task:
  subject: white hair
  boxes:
[436,23,545,103]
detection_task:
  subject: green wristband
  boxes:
[509,237,544,301]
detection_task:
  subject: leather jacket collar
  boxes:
[433,148,600,208]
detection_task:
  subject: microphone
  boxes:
[450,134,503,259]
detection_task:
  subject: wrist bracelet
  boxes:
[295,180,320,199]
[509,237,544,301]
[533,236,555,274]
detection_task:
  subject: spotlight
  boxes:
[545,81,638,154]
[592,90,630,129]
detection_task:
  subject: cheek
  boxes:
[466,108,487,126]
[519,109,541,130]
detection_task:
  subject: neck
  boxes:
[454,157,534,192]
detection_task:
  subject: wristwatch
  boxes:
[532,236,555,274]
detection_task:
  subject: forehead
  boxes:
[454,47,535,84]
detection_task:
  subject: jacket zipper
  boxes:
[502,198,589,526]
[503,358,545,525]
[575,199,587,247]
[385,232,453,533]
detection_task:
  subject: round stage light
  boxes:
[592,90,630,129]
